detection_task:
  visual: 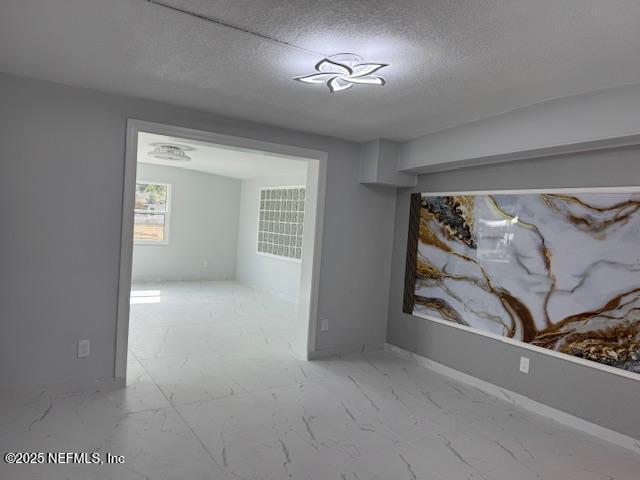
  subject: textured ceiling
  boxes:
[1,0,640,141]
[138,132,307,179]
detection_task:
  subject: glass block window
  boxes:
[257,186,305,260]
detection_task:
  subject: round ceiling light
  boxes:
[293,53,388,93]
[148,143,192,162]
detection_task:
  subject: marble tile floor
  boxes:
[1,281,639,479]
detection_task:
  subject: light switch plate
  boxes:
[519,356,530,374]
[320,318,329,332]
[78,340,91,358]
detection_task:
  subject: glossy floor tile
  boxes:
[1,281,638,479]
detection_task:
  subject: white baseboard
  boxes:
[308,342,384,360]
[384,343,640,455]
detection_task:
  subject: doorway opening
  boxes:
[115,121,327,391]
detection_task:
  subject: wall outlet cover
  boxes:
[519,356,530,374]
[78,339,91,358]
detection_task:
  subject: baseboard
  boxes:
[384,343,640,455]
[0,376,125,396]
[308,342,384,360]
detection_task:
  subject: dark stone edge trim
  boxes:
[403,193,421,314]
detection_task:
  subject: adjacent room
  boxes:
[128,131,318,401]
[1,1,640,479]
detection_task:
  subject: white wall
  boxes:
[236,172,306,301]
[132,163,240,282]
[0,72,397,388]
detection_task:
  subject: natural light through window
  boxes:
[134,182,171,244]
[257,186,305,260]
[130,289,162,304]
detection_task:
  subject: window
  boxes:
[257,186,305,260]
[134,182,171,244]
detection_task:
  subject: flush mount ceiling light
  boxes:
[148,143,193,162]
[294,54,388,93]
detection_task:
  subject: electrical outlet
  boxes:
[320,318,329,332]
[78,340,91,358]
[519,356,530,374]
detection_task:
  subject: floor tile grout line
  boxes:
[133,349,312,368]
[148,364,232,478]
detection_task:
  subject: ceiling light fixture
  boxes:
[148,144,192,162]
[294,54,388,93]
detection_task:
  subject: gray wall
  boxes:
[132,163,240,283]
[236,172,306,301]
[387,146,640,438]
[399,82,640,173]
[0,72,396,388]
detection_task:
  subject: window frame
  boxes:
[256,185,305,263]
[133,180,172,246]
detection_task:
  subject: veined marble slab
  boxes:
[405,190,640,374]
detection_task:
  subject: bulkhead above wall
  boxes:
[359,139,417,188]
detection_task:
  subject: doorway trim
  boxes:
[115,119,328,379]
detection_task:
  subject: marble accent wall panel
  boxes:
[403,190,640,374]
